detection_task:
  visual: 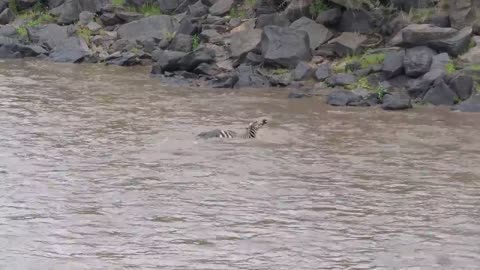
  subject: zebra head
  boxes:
[244,119,268,138]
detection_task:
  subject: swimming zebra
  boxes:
[197,119,268,139]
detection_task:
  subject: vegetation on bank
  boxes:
[333,52,386,73]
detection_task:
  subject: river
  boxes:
[1,59,480,269]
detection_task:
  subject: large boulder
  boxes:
[229,29,262,59]
[382,50,405,79]
[406,69,445,98]
[423,79,458,105]
[0,36,47,58]
[446,0,480,29]
[49,36,91,63]
[57,0,105,25]
[389,24,472,57]
[28,24,73,50]
[448,74,474,101]
[209,0,233,16]
[289,17,333,50]
[451,94,480,112]
[151,49,187,74]
[403,46,436,78]
[381,93,413,110]
[261,25,312,68]
[234,64,271,88]
[118,15,179,42]
[325,32,367,57]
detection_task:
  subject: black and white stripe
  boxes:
[197,119,267,139]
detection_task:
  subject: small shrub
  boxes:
[138,2,162,16]
[8,0,18,15]
[76,27,92,44]
[333,52,385,73]
[15,26,28,38]
[445,61,457,74]
[376,85,387,100]
[192,34,200,50]
[345,76,373,90]
[272,69,290,75]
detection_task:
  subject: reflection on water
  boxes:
[1,60,480,270]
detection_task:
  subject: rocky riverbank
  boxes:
[1,0,480,112]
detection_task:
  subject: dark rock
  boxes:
[353,68,372,77]
[118,15,179,42]
[188,0,208,17]
[208,0,233,16]
[423,79,458,105]
[205,14,227,25]
[255,5,276,16]
[406,69,446,98]
[430,52,450,70]
[210,73,239,88]
[141,38,157,53]
[28,24,73,50]
[99,12,122,26]
[151,49,186,73]
[199,29,222,44]
[0,8,14,25]
[288,92,309,99]
[168,33,193,52]
[382,50,405,79]
[447,0,477,29]
[336,9,374,34]
[326,89,362,106]
[255,13,290,28]
[428,26,472,57]
[293,61,313,81]
[173,0,197,14]
[229,18,242,28]
[245,52,263,65]
[16,0,36,11]
[259,69,292,87]
[289,16,333,50]
[230,29,262,59]
[0,36,47,58]
[315,64,331,81]
[177,17,201,35]
[125,0,146,7]
[326,73,356,87]
[176,47,215,71]
[158,0,179,14]
[49,36,91,63]
[428,15,450,28]
[390,0,435,11]
[326,32,367,57]
[316,8,342,26]
[403,46,436,78]
[448,74,474,101]
[48,0,65,8]
[116,11,144,23]
[57,0,104,25]
[110,39,137,52]
[234,64,271,88]
[193,62,221,76]
[261,25,312,68]
[0,25,17,38]
[283,0,313,22]
[381,93,413,110]
[451,94,480,112]
[105,52,140,66]
[352,88,380,106]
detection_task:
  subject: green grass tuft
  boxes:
[192,34,200,50]
[272,69,290,75]
[445,61,457,74]
[309,0,329,18]
[229,7,248,19]
[15,26,28,39]
[127,2,162,16]
[112,0,125,7]
[333,52,385,73]
[76,27,92,44]
[8,0,18,14]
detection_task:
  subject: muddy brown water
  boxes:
[1,59,480,270]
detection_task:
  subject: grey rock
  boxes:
[315,64,331,81]
[16,0,36,11]
[403,46,436,78]
[210,73,239,88]
[168,33,193,52]
[283,0,313,22]
[293,61,313,81]
[326,32,367,57]
[48,0,65,8]
[151,49,186,73]
[289,16,333,50]
[423,79,458,105]
[337,9,374,34]
[448,74,474,101]
[28,24,73,50]
[49,36,91,63]
[326,73,356,87]
[261,25,312,68]
[177,17,201,35]
[158,0,179,13]
[117,15,179,42]
[451,94,480,112]
[193,62,221,76]
[86,21,102,33]
[381,93,413,110]
[430,52,451,70]
[116,11,143,23]
[245,52,263,65]
[428,26,472,57]
[110,39,136,52]
[0,8,14,25]
[229,18,242,28]
[0,24,17,38]
[208,0,233,16]
[205,14,227,25]
[326,89,362,106]
[105,52,140,66]
[316,8,342,26]
[99,12,122,26]
[176,47,215,71]
[57,0,104,25]
[199,29,222,44]
[255,13,290,28]
[188,0,208,17]
[382,50,405,79]
[230,29,262,59]
[0,36,47,58]
[234,64,271,88]
[78,11,94,25]
[428,15,450,28]
[406,69,446,98]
